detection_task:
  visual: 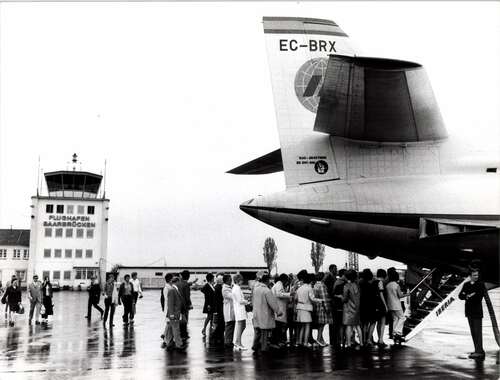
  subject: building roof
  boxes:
[0,229,30,247]
[118,265,267,270]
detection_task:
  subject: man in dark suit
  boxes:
[211,274,225,346]
[177,270,192,339]
[201,273,215,338]
[459,268,487,359]
[322,264,337,345]
[86,276,104,321]
[165,276,186,351]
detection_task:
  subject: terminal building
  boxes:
[27,156,110,289]
[0,229,30,286]
[116,265,268,289]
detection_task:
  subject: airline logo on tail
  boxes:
[295,58,328,113]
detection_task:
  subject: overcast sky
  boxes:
[0,2,499,273]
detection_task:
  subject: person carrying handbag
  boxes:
[3,279,22,326]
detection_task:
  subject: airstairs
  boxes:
[403,269,467,341]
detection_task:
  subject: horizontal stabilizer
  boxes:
[314,55,447,143]
[227,149,283,175]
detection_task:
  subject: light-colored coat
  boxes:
[28,281,43,303]
[232,284,247,321]
[272,281,291,323]
[252,282,280,329]
[222,284,235,321]
[386,281,404,311]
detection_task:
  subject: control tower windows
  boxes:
[45,228,52,237]
[77,205,84,215]
[54,249,62,258]
[85,249,93,258]
[44,249,51,258]
[66,228,73,238]
[67,205,74,214]
[55,228,63,238]
[86,229,94,239]
[75,249,83,258]
[56,205,64,214]
[76,229,84,238]
[46,204,54,213]
[87,206,95,215]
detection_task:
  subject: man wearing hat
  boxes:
[28,274,43,325]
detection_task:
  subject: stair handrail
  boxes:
[408,268,436,295]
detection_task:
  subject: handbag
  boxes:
[245,304,253,313]
[17,304,25,314]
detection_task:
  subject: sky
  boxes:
[0,2,499,273]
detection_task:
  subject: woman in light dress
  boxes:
[295,273,321,347]
[232,274,249,350]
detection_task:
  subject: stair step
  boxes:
[423,300,440,306]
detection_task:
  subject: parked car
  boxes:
[52,281,60,291]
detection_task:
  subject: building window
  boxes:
[54,249,62,258]
[44,249,51,258]
[67,205,74,214]
[45,228,52,237]
[76,229,84,238]
[42,271,50,280]
[86,229,94,239]
[55,228,63,238]
[16,270,26,282]
[155,272,163,276]
[0,249,7,259]
[75,249,83,258]
[66,228,73,238]
[77,205,85,215]
[56,205,64,214]
[75,270,82,280]
[65,249,72,258]
[46,204,54,213]
[64,271,71,280]
[87,206,95,215]
[53,271,61,280]
[23,250,29,260]
[85,249,93,258]
[13,249,21,260]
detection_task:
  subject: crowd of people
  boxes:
[0,265,487,359]
[177,265,414,353]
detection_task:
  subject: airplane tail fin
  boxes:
[263,17,355,187]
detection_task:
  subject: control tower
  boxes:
[28,155,110,289]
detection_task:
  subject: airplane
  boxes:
[228,16,500,335]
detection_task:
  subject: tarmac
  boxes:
[0,288,498,379]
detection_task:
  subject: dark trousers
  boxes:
[272,321,287,344]
[224,320,235,346]
[103,298,115,326]
[252,327,272,352]
[210,313,225,345]
[180,310,189,338]
[131,292,138,319]
[467,317,484,354]
[87,297,104,319]
[333,310,344,347]
[121,295,134,323]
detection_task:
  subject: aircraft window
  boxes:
[486,168,497,173]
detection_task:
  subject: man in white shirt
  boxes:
[130,272,143,322]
